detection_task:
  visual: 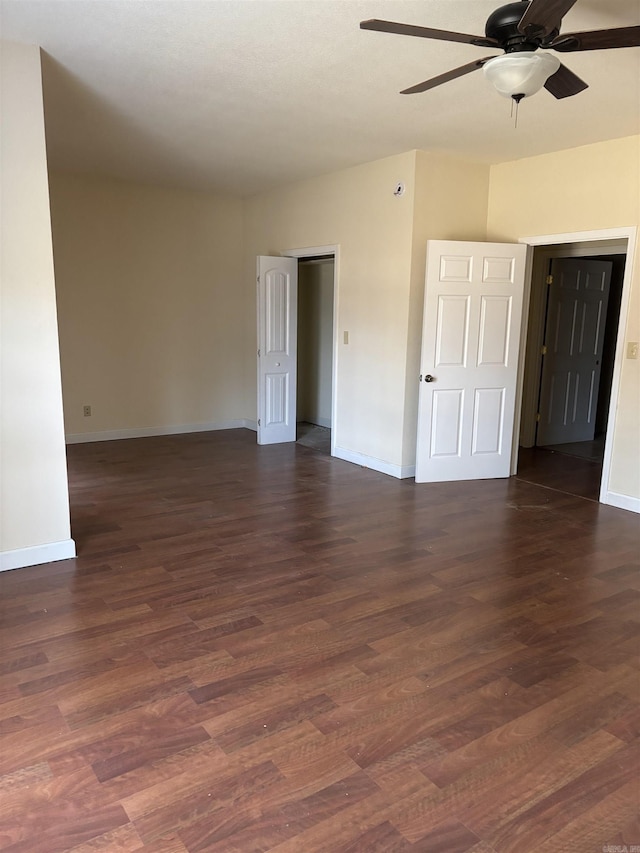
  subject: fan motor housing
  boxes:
[485,1,557,51]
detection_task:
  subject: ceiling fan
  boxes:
[360,0,640,102]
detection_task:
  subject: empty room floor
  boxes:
[516,445,604,502]
[1,430,638,852]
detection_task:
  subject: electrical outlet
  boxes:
[83,405,92,417]
[627,342,639,360]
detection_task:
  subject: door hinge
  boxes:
[257,275,260,284]
[546,274,553,285]
[258,418,261,427]
[541,345,547,355]
[257,348,261,357]
[536,413,541,422]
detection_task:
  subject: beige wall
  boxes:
[50,150,490,474]
[49,173,244,437]
[403,151,490,466]
[41,130,640,502]
[0,42,73,567]
[488,135,640,501]
[244,152,417,470]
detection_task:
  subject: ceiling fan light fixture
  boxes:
[483,51,561,98]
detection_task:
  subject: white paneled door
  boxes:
[537,258,612,446]
[257,255,298,445]
[415,240,527,483]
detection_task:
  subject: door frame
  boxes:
[520,243,627,448]
[515,226,637,509]
[282,244,340,456]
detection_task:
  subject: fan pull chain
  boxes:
[511,94,524,129]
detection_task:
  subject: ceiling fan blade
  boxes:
[360,19,499,48]
[400,57,498,95]
[548,25,640,52]
[544,62,588,98]
[518,0,579,39]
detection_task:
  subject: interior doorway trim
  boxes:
[282,244,339,457]
[517,226,638,511]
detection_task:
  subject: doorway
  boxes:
[296,256,335,456]
[517,239,628,501]
[255,243,339,454]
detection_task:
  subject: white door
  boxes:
[415,240,527,483]
[537,258,612,446]
[257,255,298,445]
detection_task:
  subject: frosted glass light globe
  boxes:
[483,51,561,98]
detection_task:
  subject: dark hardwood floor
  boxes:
[1,429,639,852]
[516,446,603,502]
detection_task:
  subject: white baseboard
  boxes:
[400,464,416,479]
[0,538,76,572]
[66,419,256,444]
[601,490,640,514]
[333,446,414,479]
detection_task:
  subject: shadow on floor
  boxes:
[516,445,603,502]
[296,421,331,455]
[540,435,605,463]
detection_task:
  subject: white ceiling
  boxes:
[2,0,639,195]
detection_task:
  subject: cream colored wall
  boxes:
[244,152,417,469]
[39,125,640,500]
[487,135,640,501]
[0,42,73,562]
[403,151,491,467]
[49,173,245,437]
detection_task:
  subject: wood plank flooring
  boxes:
[517,446,602,502]
[1,429,638,852]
